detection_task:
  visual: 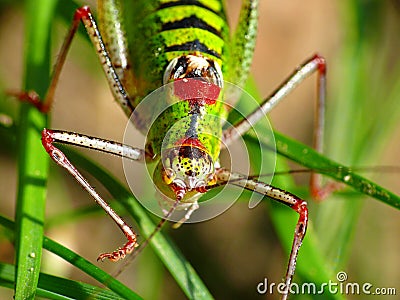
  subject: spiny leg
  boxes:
[42,128,148,261]
[45,129,146,160]
[222,54,338,200]
[222,54,326,146]
[308,57,341,200]
[10,6,135,116]
[12,7,142,256]
[215,168,308,300]
[229,0,259,87]
[98,0,137,97]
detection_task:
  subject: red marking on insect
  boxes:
[195,186,208,193]
[175,137,207,150]
[312,53,327,74]
[170,183,186,200]
[292,202,308,226]
[173,78,221,105]
[75,6,91,20]
[41,128,55,152]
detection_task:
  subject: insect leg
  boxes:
[216,168,307,300]
[229,0,259,87]
[11,6,135,116]
[171,202,200,229]
[98,0,137,99]
[222,54,335,200]
[42,128,147,261]
[222,54,326,145]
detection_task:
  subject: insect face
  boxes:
[154,144,217,203]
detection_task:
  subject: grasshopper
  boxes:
[14,1,330,298]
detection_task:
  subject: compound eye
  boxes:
[207,62,223,88]
[163,57,179,84]
[206,173,217,186]
[162,168,176,185]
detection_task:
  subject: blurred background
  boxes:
[1,0,400,299]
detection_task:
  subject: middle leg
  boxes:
[222,54,338,200]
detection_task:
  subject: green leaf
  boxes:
[0,214,142,299]
[14,0,55,298]
[245,131,400,209]
[0,262,130,300]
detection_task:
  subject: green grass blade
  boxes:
[0,262,130,300]
[321,1,400,275]
[42,236,142,300]
[14,0,55,298]
[242,126,399,299]
[0,214,142,299]
[246,132,400,209]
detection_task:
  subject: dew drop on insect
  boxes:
[343,175,351,182]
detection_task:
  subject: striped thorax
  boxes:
[153,54,223,203]
[123,1,229,205]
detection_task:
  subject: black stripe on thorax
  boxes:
[157,0,221,17]
[162,15,222,38]
[164,39,221,59]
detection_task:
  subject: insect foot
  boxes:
[97,239,139,262]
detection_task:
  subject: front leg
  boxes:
[41,128,147,261]
[216,168,308,300]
